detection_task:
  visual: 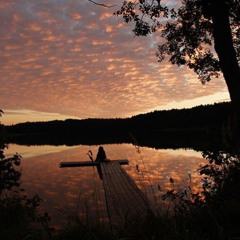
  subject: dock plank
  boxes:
[101,162,150,229]
[106,163,137,218]
[101,163,126,229]
[111,162,149,213]
[115,163,150,209]
[108,163,141,217]
[60,159,129,168]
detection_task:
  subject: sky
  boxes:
[0,0,230,125]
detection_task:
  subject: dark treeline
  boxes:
[4,102,231,150]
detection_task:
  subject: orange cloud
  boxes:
[27,23,42,31]
[0,0,230,125]
[70,12,82,20]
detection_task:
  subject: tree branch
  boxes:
[88,0,117,8]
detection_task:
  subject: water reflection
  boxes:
[4,144,78,158]
[4,144,206,228]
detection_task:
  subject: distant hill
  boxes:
[4,102,231,150]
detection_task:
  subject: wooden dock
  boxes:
[101,161,149,229]
[60,159,129,167]
[60,159,150,230]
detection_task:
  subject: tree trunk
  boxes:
[211,0,240,149]
[211,0,240,109]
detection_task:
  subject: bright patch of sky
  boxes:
[0,0,229,125]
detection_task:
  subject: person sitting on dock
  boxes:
[95,146,107,162]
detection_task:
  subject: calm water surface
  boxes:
[5,144,206,228]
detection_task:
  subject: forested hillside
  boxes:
[4,102,231,149]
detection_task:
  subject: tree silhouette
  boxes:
[115,0,240,108]
[0,110,4,147]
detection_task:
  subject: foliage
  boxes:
[0,146,53,240]
[161,150,240,239]
[200,150,240,198]
[115,0,240,84]
[0,152,22,193]
[0,109,5,148]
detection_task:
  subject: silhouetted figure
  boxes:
[95,146,107,162]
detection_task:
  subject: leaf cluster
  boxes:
[115,0,239,83]
[199,150,240,200]
[0,152,22,194]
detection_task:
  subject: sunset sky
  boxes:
[0,0,230,125]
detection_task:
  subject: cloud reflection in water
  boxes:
[8,144,206,227]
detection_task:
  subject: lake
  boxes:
[4,143,206,228]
